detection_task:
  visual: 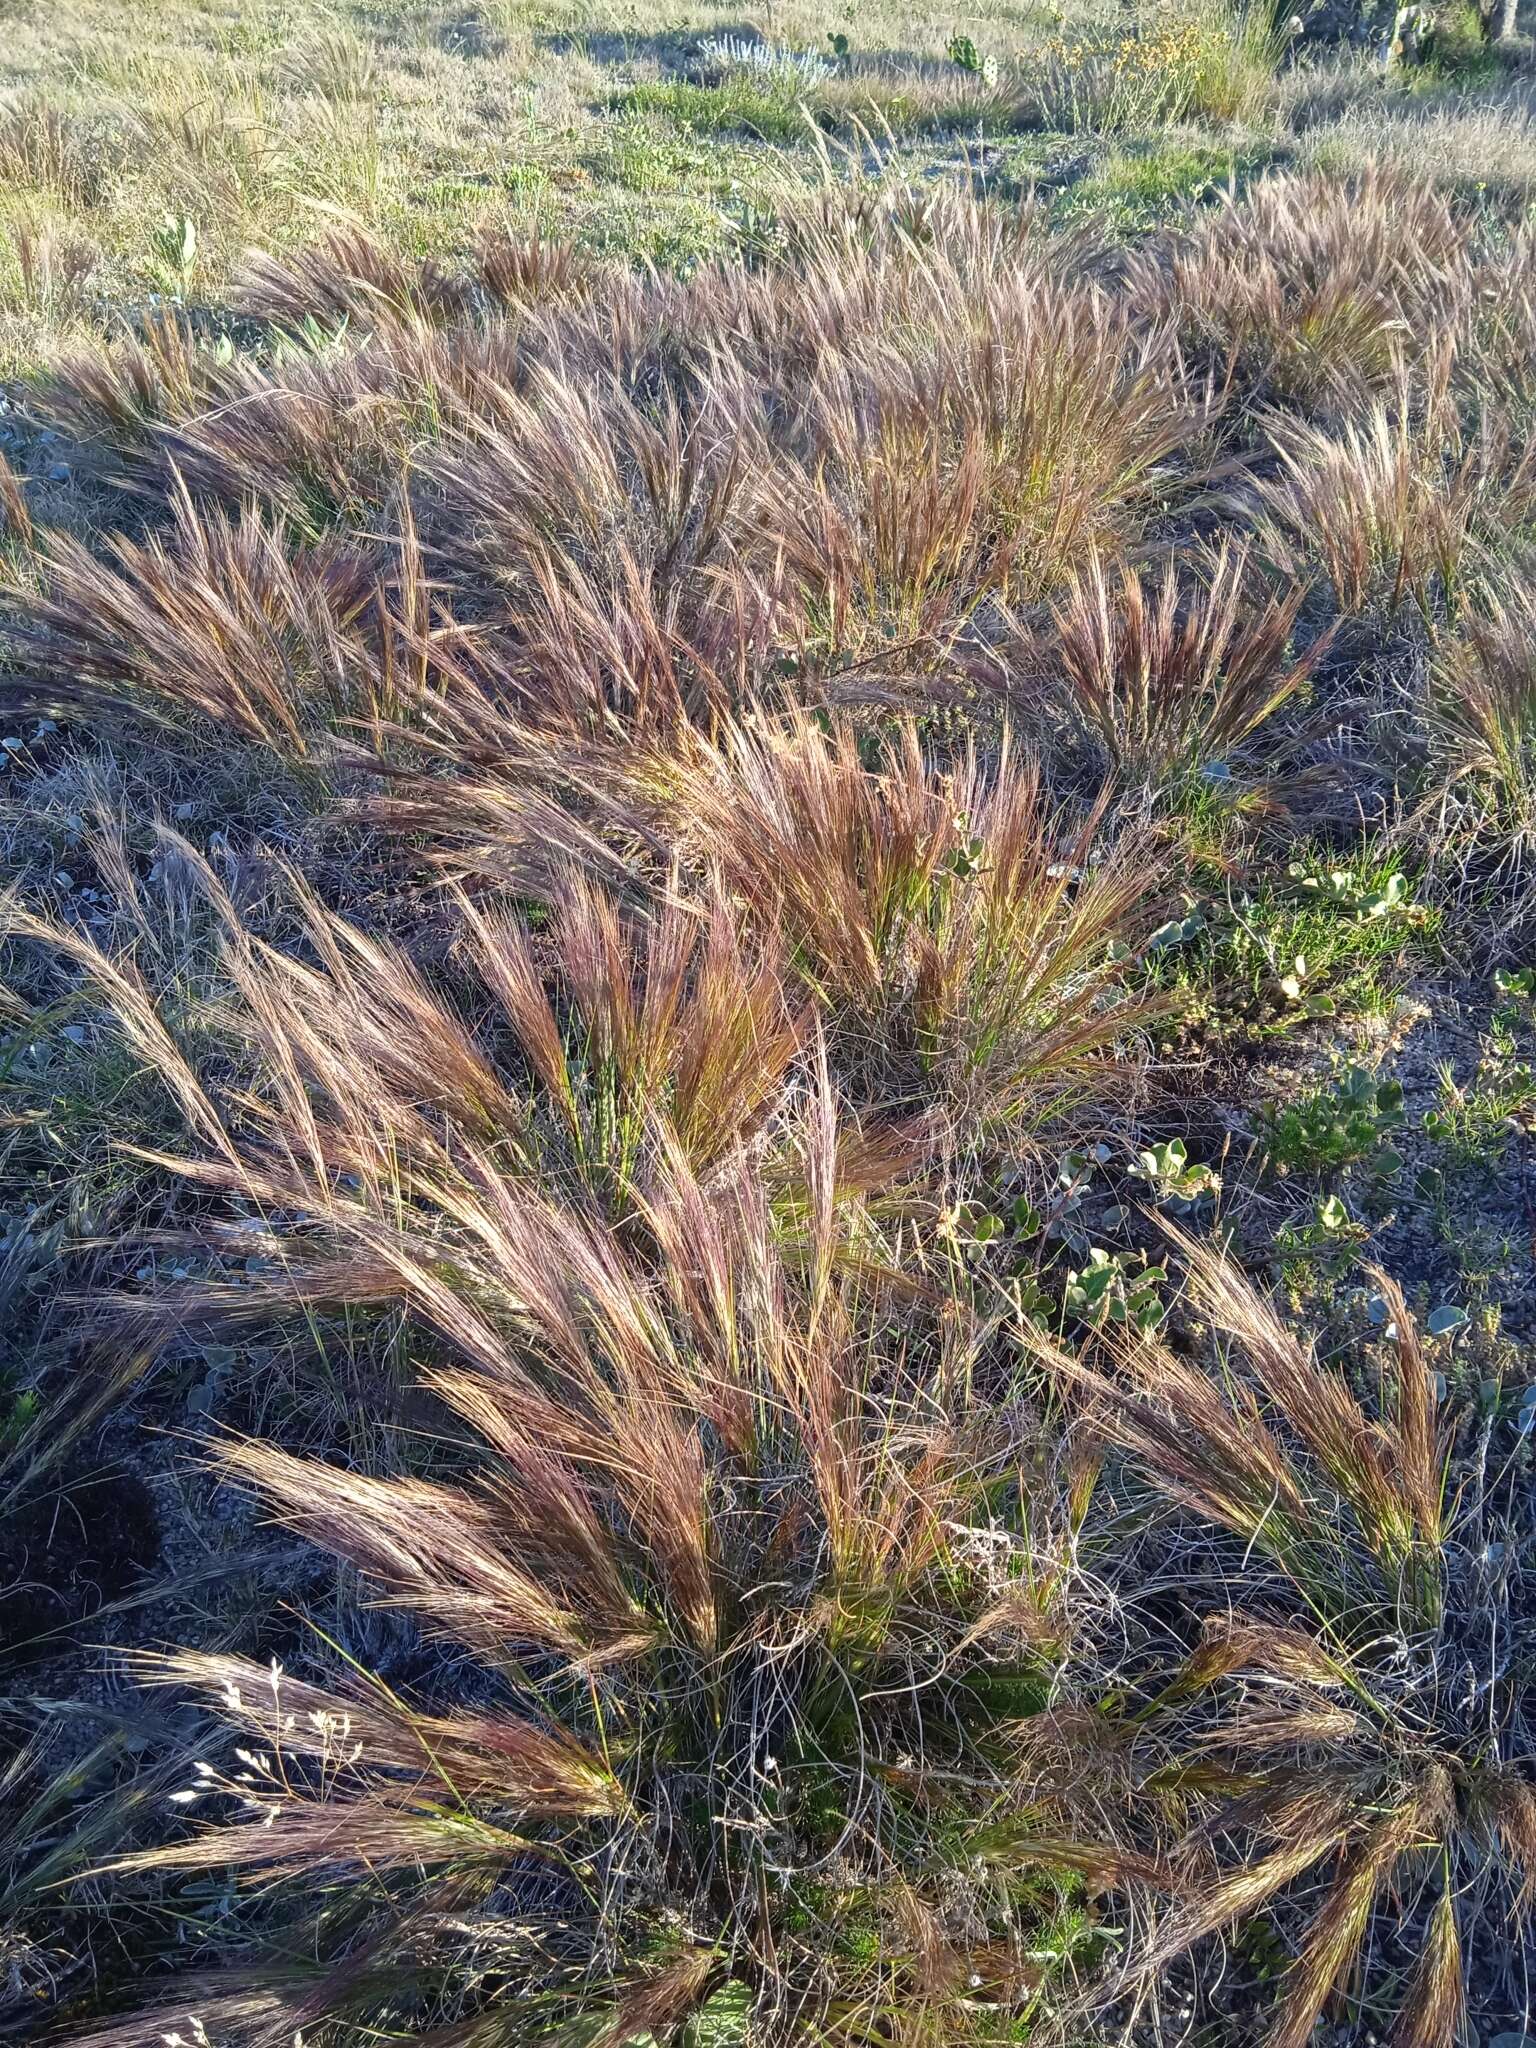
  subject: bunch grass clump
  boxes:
[28,856,1146,2048]
[629,711,1156,1133]
[1024,1240,1535,2048]
[1257,388,1536,626]
[1049,540,1319,787]
[3,480,387,754]
[1427,569,1536,858]
[1127,167,1468,415]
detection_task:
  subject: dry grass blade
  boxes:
[460,875,805,1181]
[476,224,591,308]
[215,1438,656,1663]
[1257,386,1536,625]
[1150,1771,1371,1961]
[1266,1767,1452,2048]
[31,310,251,484]
[0,446,32,547]
[0,99,104,208]
[425,356,773,734]
[1394,1886,1466,2048]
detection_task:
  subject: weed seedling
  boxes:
[1129,1136,1221,1211]
[1063,1246,1167,1330]
[1256,1066,1406,1179]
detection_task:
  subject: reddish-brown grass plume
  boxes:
[1050,540,1318,785]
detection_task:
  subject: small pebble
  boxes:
[46,463,70,483]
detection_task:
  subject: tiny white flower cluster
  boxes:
[163,2021,305,2048]
[168,1658,363,1823]
[161,2017,212,2048]
[170,1749,282,1830]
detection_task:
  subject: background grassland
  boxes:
[0,0,1530,376]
